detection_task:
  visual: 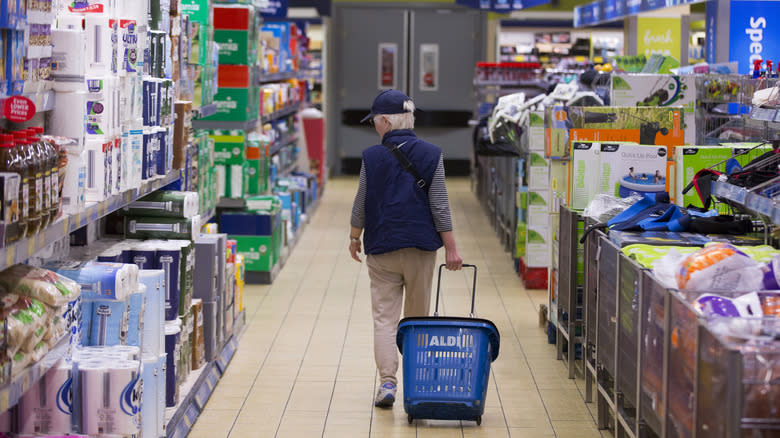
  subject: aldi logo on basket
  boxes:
[429,335,460,347]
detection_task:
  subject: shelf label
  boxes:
[3,96,36,122]
[27,238,35,256]
[194,381,213,408]
[5,247,13,266]
[184,402,200,425]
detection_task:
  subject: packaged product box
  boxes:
[246,142,269,195]
[213,5,258,65]
[527,152,549,190]
[674,146,733,208]
[173,101,193,168]
[568,107,684,155]
[124,215,202,240]
[210,131,246,165]
[526,226,551,268]
[515,220,526,259]
[215,162,249,199]
[261,23,291,72]
[599,143,668,199]
[545,105,571,158]
[569,142,600,210]
[611,74,696,145]
[203,65,257,122]
[549,160,569,213]
[526,190,551,228]
[231,235,277,272]
[180,0,213,25]
[529,111,545,152]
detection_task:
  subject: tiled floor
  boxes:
[188,177,607,438]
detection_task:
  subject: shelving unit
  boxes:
[258,71,301,84]
[712,180,780,225]
[0,171,181,270]
[165,310,247,438]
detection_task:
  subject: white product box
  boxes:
[529,111,545,152]
[528,152,550,190]
[526,190,551,227]
[599,143,668,199]
[526,225,551,268]
[611,74,697,144]
[569,142,600,210]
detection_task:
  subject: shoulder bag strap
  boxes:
[383,141,427,190]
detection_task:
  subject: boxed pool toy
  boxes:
[600,143,668,199]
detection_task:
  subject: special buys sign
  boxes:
[729,0,780,73]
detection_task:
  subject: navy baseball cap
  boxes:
[360,89,414,123]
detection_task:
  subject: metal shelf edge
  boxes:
[0,335,70,413]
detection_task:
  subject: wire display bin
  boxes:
[557,206,584,379]
[695,315,780,438]
[640,270,669,437]
[583,219,603,404]
[616,254,645,432]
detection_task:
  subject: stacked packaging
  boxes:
[48,0,175,213]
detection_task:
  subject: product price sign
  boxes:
[602,0,624,21]
[728,0,780,74]
[2,96,36,122]
[456,0,550,11]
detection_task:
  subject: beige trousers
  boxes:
[366,248,437,386]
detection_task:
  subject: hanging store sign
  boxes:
[575,0,707,27]
[728,0,780,74]
[260,0,288,18]
[636,17,681,59]
[455,0,551,12]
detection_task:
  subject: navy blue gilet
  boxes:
[362,130,444,255]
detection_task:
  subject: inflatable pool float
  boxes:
[618,174,666,197]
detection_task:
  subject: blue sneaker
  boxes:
[374,382,396,407]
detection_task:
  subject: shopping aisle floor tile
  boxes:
[188,177,610,437]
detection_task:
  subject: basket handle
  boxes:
[434,264,477,318]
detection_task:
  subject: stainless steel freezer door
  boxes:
[332,6,485,169]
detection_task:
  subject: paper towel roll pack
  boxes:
[138,269,165,357]
[127,284,146,347]
[86,298,129,346]
[45,260,136,301]
[123,190,200,219]
[141,356,160,438]
[164,320,181,407]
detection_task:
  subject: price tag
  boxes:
[62,217,69,234]
[5,246,14,266]
[0,390,8,412]
[27,238,35,256]
[194,381,212,408]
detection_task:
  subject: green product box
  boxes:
[231,235,275,272]
[246,155,270,195]
[215,29,258,65]
[526,225,551,268]
[190,25,215,66]
[210,132,246,165]
[675,146,733,209]
[516,221,527,259]
[181,0,213,25]
[203,87,254,122]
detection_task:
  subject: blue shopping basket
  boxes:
[396,264,500,425]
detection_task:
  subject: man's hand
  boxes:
[445,248,462,271]
[349,240,362,262]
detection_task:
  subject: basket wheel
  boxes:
[408,415,413,424]
[476,416,482,426]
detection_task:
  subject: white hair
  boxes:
[376,100,415,130]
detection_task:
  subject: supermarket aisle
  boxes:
[188,177,605,438]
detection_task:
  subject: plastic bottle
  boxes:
[5,134,28,238]
[27,129,50,230]
[34,127,58,223]
[0,134,22,243]
[13,131,41,236]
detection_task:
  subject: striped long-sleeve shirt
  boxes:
[351,153,453,232]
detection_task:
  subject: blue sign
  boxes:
[456,0,551,12]
[574,0,710,26]
[260,0,288,18]
[728,0,780,74]
[706,0,718,63]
